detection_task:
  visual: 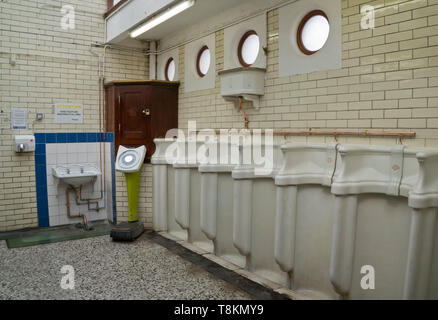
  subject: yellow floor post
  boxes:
[124,166,142,222]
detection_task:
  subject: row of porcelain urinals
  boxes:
[151,137,438,300]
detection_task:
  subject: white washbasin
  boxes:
[52,164,101,188]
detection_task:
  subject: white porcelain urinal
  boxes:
[199,138,245,267]
[232,140,289,288]
[405,150,438,300]
[151,138,187,240]
[173,138,214,252]
[329,145,438,299]
[273,142,339,299]
[152,138,438,300]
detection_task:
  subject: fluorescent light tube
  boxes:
[130,0,195,38]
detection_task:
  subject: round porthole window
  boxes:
[297,10,330,55]
[196,45,210,77]
[165,57,175,81]
[238,30,260,67]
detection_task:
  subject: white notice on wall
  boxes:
[11,108,27,130]
[54,103,83,124]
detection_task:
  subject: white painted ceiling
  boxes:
[107,0,287,47]
[136,0,241,40]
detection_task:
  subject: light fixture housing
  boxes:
[130,0,196,38]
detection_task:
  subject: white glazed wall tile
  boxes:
[46,154,56,165]
[58,204,67,215]
[56,190,66,203]
[48,196,57,206]
[49,216,59,226]
[67,143,78,155]
[46,175,54,187]
[77,153,87,163]
[47,185,57,196]
[56,144,67,154]
[43,141,111,227]
[48,205,58,217]
[67,153,78,164]
[87,152,98,164]
[86,143,96,153]
[0,0,145,231]
[56,154,67,165]
[2,0,437,232]
[46,144,57,155]
[77,143,87,153]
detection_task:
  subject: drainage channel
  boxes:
[143,230,290,300]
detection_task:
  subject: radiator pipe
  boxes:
[86,44,107,210]
[238,97,249,129]
[66,187,89,228]
[196,129,415,139]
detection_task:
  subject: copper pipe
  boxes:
[238,97,249,129]
[102,77,107,192]
[196,129,415,138]
[66,187,88,226]
[98,75,104,196]
[80,76,106,204]
[79,184,102,203]
[98,73,102,190]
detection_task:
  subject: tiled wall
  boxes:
[176,0,438,149]
[34,132,116,227]
[0,0,149,231]
[141,0,438,230]
[2,0,438,232]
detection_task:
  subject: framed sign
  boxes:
[11,108,27,130]
[54,103,83,124]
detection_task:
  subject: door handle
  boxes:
[142,108,151,116]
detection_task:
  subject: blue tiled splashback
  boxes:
[34,132,114,144]
[34,132,116,227]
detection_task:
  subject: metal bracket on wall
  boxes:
[223,95,260,111]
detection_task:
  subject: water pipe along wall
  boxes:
[151,138,438,300]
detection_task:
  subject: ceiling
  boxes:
[136,0,242,40]
[106,0,287,47]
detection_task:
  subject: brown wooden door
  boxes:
[117,85,153,161]
[107,81,179,163]
[150,85,179,156]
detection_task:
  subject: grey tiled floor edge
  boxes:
[0,234,252,299]
[144,231,289,300]
[0,226,289,299]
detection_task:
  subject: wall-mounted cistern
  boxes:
[52,164,102,230]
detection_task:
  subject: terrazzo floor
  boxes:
[0,234,251,300]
